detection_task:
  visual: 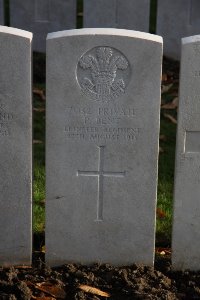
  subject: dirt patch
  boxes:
[0,253,200,299]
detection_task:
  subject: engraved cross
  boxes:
[77,146,126,221]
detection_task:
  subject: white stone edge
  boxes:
[47,28,163,44]
[182,35,200,45]
[0,26,33,40]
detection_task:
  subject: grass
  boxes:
[156,115,176,245]
[33,78,45,234]
[33,165,45,233]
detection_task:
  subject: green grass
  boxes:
[33,164,45,233]
[156,114,177,245]
[33,80,45,235]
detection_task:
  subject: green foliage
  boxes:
[33,164,45,233]
[33,84,45,234]
[156,108,177,245]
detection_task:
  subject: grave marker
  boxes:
[10,0,76,52]
[0,0,4,25]
[84,0,150,32]
[0,26,32,266]
[172,35,200,271]
[157,0,200,60]
[46,28,162,267]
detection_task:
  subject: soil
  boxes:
[1,252,200,300]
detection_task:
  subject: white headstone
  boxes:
[46,28,162,267]
[172,35,200,271]
[0,26,32,266]
[157,0,200,60]
[84,0,150,32]
[0,0,4,25]
[10,0,76,52]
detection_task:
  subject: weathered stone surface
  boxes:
[0,26,32,266]
[157,0,200,60]
[84,0,150,32]
[10,0,76,52]
[46,28,162,267]
[0,0,4,25]
[172,35,200,271]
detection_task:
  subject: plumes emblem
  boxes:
[78,47,129,101]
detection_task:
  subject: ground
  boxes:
[1,252,200,299]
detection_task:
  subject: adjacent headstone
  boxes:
[46,28,162,266]
[0,0,4,25]
[0,26,32,266]
[84,0,150,32]
[157,0,200,60]
[172,35,200,271]
[10,0,76,52]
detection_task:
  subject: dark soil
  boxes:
[1,252,200,300]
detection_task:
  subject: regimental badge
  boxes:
[77,47,130,101]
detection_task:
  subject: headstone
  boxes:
[157,0,200,60]
[0,0,4,25]
[84,0,150,32]
[172,35,200,271]
[0,26,32,266]
[46,28,163,267]
[10,0,76,52]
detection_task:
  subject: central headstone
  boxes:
[10,0,76,52]
[84,0,150,32]
[46,28,162,266]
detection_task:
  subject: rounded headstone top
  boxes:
[0,25,32,40]
[47,28,163,44]
[182,35,200,45]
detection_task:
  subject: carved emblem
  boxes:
[77,47,130,101]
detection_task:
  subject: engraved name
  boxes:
[64,104,138,143]
[66,105,136,126]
